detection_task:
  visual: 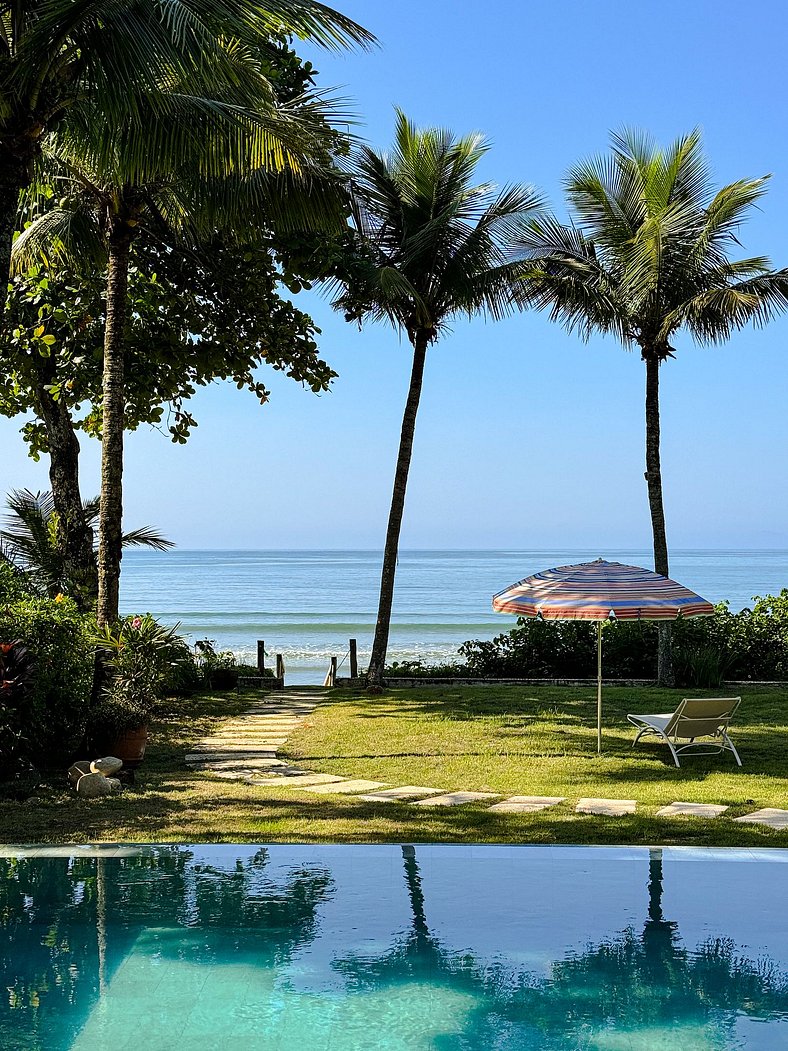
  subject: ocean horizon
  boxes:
[119,548,788,685]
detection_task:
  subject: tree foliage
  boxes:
[1,233,335,456]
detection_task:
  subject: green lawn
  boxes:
[1,684,787,846]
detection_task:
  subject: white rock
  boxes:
[68,761,91,786]
[76,772,113,798]
[90,756,123,776]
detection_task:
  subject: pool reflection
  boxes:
[1,845,786,1049]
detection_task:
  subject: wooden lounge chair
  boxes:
[627,697,742,768]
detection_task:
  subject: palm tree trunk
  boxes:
[35,376,97,606]
[644,350,674,686]
[366,331,429,684]
[96,227,133,627]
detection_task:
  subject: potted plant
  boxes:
[194,638,238,690]
[90,615,186,768]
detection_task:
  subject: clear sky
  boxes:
[2,0,788,549]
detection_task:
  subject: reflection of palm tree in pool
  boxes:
[0,848,335,1047]
[335,846,788,1046]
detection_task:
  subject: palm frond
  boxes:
[120,526,175,551]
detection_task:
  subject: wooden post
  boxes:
[257,640,265,674]
[276,653,284,681]
[330,655,337,687]
[349,638,358,679]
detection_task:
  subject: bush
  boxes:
[89,615,189,735]
[0,596,94,766]
[413,592,788,688]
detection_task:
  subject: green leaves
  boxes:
[330,110,544,340]
[521,127,787,351]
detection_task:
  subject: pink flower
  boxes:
[131,617,142,630]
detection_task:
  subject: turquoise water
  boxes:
[119,549,788,683]
[3,845,788,1050]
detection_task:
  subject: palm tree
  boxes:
[0,0,373,284]
[15,59,354,626]
[330,111,543,683]
[0,488,173,602]
[519,129,788,684]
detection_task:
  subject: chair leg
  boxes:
[723,733,742,767]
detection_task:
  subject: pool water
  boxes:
[2,845,787,1050]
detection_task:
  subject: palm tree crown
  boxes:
[332,109,543,339]
[520,128,788,355]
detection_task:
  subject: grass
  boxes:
[1,684,787,846]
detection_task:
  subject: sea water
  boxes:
[119,549,788,684]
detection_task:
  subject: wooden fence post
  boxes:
[276,653,284,681]
[257,640,265,674]
[330,656,337,686]
[349,638,358,679]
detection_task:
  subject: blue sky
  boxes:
[2,0,788,549]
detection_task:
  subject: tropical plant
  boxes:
[519,129,788,683]
[0,0,372,283]
[328,110,543,682]
[0,594,94,764]
[0,488,172,605]
[0,640,36,783]
[89,614,187,734]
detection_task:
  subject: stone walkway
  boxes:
[185,689,788,829]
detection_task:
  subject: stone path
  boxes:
[185,690,318,779]
[185,691,788,828]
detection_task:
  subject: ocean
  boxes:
[118,549,788,685]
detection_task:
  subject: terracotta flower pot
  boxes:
[105,724,148,770]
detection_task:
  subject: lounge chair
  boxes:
[627,697,742,768]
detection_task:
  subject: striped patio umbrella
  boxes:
[492,559,715,753]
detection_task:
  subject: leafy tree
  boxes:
[0,0,372,283]
[0,489,173,604]
[1,233,335,593]
[519,129,788,683]
[327,111,543,683]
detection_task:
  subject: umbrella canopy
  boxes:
[492,559,715,621]
[492,559,715,753]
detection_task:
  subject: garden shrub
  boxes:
[0,596,94,766]
[397,592,788,687]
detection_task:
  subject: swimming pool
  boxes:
[2,844,787,1049]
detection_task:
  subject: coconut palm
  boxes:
[0,487,172,603]
[519,129,788,683]
[0,0,373,284]
[329,111,543,683]
[14,60,354,626]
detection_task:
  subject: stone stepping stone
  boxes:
[188,757,288,770]
[412,791,499,807]
[189,743,281,753]
[575,797,636,816]
[185,751,277,762]
[262,773,346,788]
[302,779,389,795]
[358,786,444,802]
[656,801,729,819]
[734,808,788,829]
[487,796,565,814]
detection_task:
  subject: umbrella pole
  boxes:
[597,622,603,755]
